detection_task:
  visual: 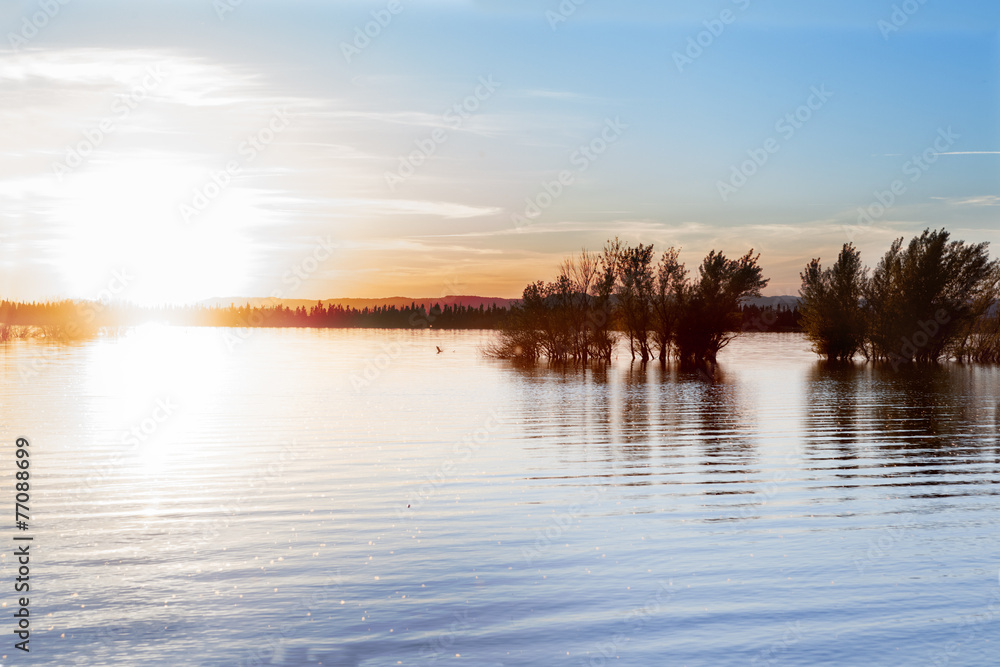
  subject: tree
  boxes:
[650,248,686,362]
[865,228,999,364]
[589,238,622,362]
[956,304,1000,362]
[558,250,600,363]
[674,250,769,364]
[615,243,655,361]
[798,243,867,361]
[485,282,539,361]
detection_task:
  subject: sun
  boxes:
[54,156,256,306]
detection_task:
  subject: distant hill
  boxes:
[198,295,518,310]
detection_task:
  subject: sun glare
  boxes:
[55,158,256,306]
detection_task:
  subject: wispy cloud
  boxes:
[932,195,1000,207]
[323,198,502,219]
[520,89,584,100]
[0,48,282,109]
[324,238,503,255]
[877,151,1000,158]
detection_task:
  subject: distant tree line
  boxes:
[0,300,509,336]
[739,303,801,332]
[486,238,770,364]
[799,228,1000,365]
[1,291,799,355]
[187,301,510,330]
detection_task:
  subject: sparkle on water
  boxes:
[1,326,999,666]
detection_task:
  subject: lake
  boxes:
[2,326,999,666]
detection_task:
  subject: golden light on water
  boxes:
[80,325,235,487]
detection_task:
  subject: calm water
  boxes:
[1,327,999,666]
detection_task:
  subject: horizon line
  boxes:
[3,293,803,308]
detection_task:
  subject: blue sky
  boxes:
[1,0,998,304]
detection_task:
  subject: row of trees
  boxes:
[0,300,509,333]
[186,301,509,329]
[487,239,769,364]
[799,228,1000,364]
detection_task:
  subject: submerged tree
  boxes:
[651,248,687,362]
[590,239,622,362]
[485,281,543,361]
[615,243,655,361]
[798,243,868,361]
[864,228,999,364]
[672,250,769,364]
[955,305,1000,362]
[487,245,619,363]
[488,242,768,365]
[558,250,600,363]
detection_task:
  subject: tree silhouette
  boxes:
[488,242,768,365]
[865,229,998,364]
[799,243,867,361]
[615,243,655,361]
[673,250,769,364]
[651,248,686,362]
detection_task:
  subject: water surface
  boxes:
[1,328,999,666]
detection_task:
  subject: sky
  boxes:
[1,0,998,305]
